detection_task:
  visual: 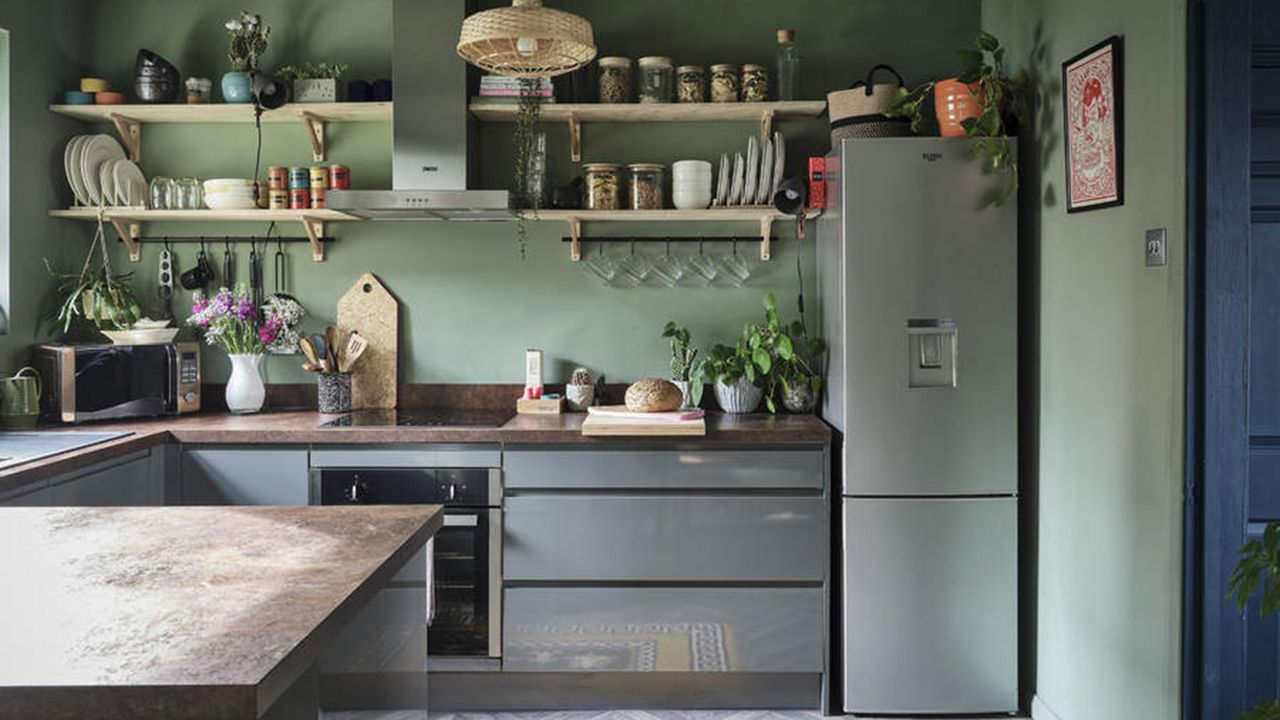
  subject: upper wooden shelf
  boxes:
[48,102,392,163]
[470,100,827,162]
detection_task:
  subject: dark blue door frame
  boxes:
[1187,1,1254,718]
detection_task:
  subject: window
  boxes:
[0,28,9,335]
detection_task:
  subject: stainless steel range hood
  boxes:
[327,0,513,220]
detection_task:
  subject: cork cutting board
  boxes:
[337,273,398,409]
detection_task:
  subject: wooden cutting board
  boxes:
[581,408,707,437]
[337,273,398,409]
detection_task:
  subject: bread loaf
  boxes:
[624,378,683,412]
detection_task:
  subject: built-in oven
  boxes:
[316,466,502,670]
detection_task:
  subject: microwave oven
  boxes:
[32,342,201,424]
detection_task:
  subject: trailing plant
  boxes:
[225,11,270,72]
[274,62,349,81]
[661,321,699,383]
[45,221,141,335]
[512,77,545,260]
[888,31,1026,205]
[1230,520,1280,720]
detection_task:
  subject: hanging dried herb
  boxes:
[512,77,544,260]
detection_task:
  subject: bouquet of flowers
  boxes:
[188,285,283,355]
[225,11,270,72]
[261,294,305,355]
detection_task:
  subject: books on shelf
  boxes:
[479,75,553,98]
[470,96,556,105]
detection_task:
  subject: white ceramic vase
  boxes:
[672,379,694,408]
[714,377,762,414]
[566,383,595,411]
[226,353,266,414]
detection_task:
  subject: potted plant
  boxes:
[45,223,141,338]
[1230,520,1280,720]
[773,319,826,413]
[275,62,349,103]
[888,31,1025,205]
[566,367,594,411]
[661,321,700,408]
[223,11,270,104]
[186,285,286,414]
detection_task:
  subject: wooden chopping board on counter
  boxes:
[337,273,398,409]
[581,405,706,436]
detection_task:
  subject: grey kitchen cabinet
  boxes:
[180,446,310,505]
[505,495,826,582]
[504,586,825,672]
[503,447,825,490]
[0,485,53,506]
[49,450,161,506]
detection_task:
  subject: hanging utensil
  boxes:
[271,236,298,302]
[340,331,368,373]
[249,239,264,310]
[222,237,235,286]
[157,240,174,319]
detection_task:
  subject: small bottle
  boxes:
[776,28,800,101]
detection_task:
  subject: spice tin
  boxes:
[309,166,330,190]
[329,164,351,189]
[268,166,287,190]
[288,167,309,190]
[289,188,311,209]
[310,187,326,209]
[269,189,288,210]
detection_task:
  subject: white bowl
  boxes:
[101,328,180,345]
[205,194,260,210]
[673,189,712,209]
[204,178,255,189]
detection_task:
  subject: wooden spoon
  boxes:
[325,325,342,368]
[299,337,320,367]
[341,331,368,373]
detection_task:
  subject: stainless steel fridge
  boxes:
[817,137,1018,715]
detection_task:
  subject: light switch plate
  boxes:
[1145,228,1167,267]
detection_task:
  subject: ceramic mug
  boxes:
[0,367,41,430]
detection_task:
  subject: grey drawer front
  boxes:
[504,587,824,672]
[310,445,501,468]
[503,449,825,490]
[505,495,826,582]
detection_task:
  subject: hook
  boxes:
[163,236,172,253]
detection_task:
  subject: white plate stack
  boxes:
[203,179,257,210]
[672,160,713,210]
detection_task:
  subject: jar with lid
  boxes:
[638,56,674,104]
[627,163,665,210]
[583,163,623,209]
[597,57,633,104]
[742,64,769,102]
[676,65,707,103]
[710,64,740,103]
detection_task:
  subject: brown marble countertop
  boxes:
[0,410,831,496]
[0,504,443,720]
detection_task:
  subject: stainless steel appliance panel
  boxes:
[842,497,1017,713]
[504,495,826,582]
[504,448,825,490]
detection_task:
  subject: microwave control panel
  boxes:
[176,342,201,414]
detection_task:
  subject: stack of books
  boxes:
[476,75,555,104]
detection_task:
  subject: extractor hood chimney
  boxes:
[326,0,514,220]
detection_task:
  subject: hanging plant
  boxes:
[45,217,141,336]
[512,77,545,260]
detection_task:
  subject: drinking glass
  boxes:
[687,246,720,286]
[617,243,653,287]
[148,176,171,209]
[176,177,203,209]
[582,245,619,285]
[650,243,688,287]
[718,242,753,287]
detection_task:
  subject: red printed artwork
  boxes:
[1063,37,1123,211]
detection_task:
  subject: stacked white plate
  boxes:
[712,131,787,207]
[203,178,257,210]
[64,134,130,206]
[672,160,713,209]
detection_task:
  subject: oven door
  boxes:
[430,508,502,668]
[70,345,176,422]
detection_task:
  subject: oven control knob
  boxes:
[183,392,197,403]
[346,480,369,504]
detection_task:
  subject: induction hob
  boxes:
[320,408,514,428]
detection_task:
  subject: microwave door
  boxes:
[74,346,172,422]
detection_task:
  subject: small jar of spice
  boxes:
[676,65,707,103]
[638,56,674,103]
[583,163,623,209]
[597,57,633,104]
[627,163,665,210]
[710,64,740,103]
[742,63,769,102]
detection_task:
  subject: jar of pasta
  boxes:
[742,63,769,102]
[638,56,674,103]
[676,65,707,103]
[597,57,633,104]
[627,163,666,210]
[584,163,623,209]
[710,64,740,103]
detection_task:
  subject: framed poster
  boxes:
[1062,35,1124,212]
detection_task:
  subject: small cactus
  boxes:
[662,321,699,382]
[569,367,593,386]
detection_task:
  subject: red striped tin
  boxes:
[310,187,326,209]
[267,166,287,190]
[329,164,351,190]
[289,188,311,209]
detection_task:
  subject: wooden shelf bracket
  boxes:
[760,109,775,139]
[759,215,774,261]
[109,114,142,162]
[301,112,326,162]
[301,217,327,261]
[567,112,581,163]
[108,218,142,262]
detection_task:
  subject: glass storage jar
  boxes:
[583,163,623,210]
[597,57,633,104]
[710,64,740,102]
[638,56,674,104]
[742,64,769,102]
[627,163,666,210]
[676,65,707,103]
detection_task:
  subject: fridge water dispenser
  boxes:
[907,319,957,388]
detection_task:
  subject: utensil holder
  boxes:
[317,372,352,414]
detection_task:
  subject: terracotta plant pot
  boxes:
[934,77,981,138]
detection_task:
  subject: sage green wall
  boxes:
[77,0,979,384]
[0,3,90,371]
[982,1,1186,719]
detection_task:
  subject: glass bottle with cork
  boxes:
[776,28,800,101]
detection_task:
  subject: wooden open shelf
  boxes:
[520,207,821,261]
[49,207,359,262]
[471,100,827,162]
[49,102,392,162]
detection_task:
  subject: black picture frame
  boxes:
[1062,35,1124,213]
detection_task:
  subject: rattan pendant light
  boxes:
[457,0,597,78]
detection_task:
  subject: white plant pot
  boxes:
[672,379,694,408]
[714,377,762,414]
[226,353,266,414]
[292,78,338,103]
[566,384,594,411]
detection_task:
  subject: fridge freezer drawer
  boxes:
[503,448,826,490]
[504,586,824,672]
[843,496,1017,714]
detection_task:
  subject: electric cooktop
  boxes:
[320,408,514,428]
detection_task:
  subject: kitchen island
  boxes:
[0,505,443,720]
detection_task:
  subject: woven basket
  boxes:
[458,0,597,78]
[827,64,912,140]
